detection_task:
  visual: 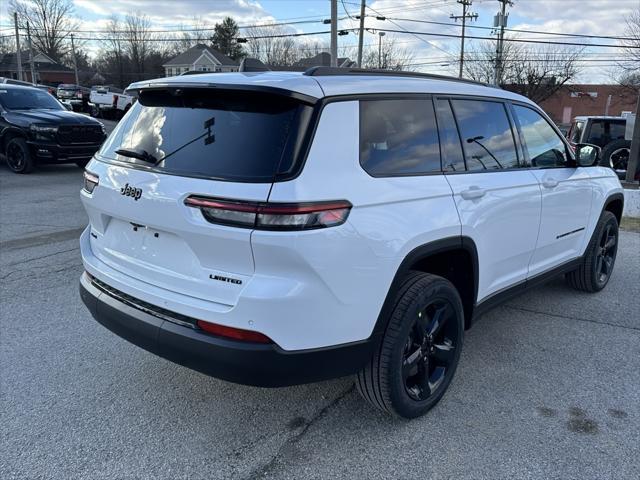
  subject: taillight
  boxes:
[113,95,118,108]
[184,196,352,231]
[77,92,83,99]
[83,171,99,193]
[196,320,273,343]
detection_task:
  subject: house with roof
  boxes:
[293,52,356,69]
[0,51,75,85]
[163,44,239,76]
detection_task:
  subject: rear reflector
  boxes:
[83,171,99,193]
[185,196,352,231]
[196,320,273,343]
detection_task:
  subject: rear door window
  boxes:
[98,88,311,182]
[450,99,519,170]
[359,98,441,176]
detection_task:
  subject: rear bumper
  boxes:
[28,140,101,163]
[79,272,376,387]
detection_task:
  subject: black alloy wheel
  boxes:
[403,300,458,401]
[5,137,35,174]
[566,211,619,292]
[357,272,464,418]
[594,222,617,288]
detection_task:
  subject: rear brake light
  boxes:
[184,196,352,231]
[83,171,99,193]
[196,320,272,343]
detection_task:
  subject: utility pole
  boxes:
[451,0,478,78]
[70,33,79,85]
[26,21,36,84]
[357,0,366,68]
[378,32,385,69]
[13,12,23,81]
[492,0,512,85]
[330,0,338,67]
[624,95,640,184]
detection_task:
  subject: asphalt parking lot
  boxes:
[1,155,639,479]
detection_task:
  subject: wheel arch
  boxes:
[371,236,479,341]
[0,127,28,153]
[603,192,624,224]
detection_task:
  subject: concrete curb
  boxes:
[623,189,640,219]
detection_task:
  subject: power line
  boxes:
[385,16,637,41]
[373,27,639,49]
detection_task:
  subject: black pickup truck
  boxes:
[0,84,106,173]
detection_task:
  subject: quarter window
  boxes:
[451,99,519,170]
[513,105,568,168]
[360,99,441,176]
[435,99,465,172]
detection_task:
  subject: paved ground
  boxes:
[1,160,639,480]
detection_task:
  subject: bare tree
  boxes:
[360,37,415,71]
[619,7,640,73]
[245,25,302,66]
[0,34,13,55]
[123,12,153,79]
[464,39,583,103]
[9,0,80,62]
[171,17,213,56]
[102,15,126,88]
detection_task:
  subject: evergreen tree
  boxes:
[211,17,245,60]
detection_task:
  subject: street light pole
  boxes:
[378,32,385,69]
[26,21,36,84]
[70,33,79,85]
[13,12,23,81]
[357,0,366,68]
[330,0,338,67]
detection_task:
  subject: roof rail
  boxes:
[302,66,492,87]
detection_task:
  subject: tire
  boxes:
[600,139,631,178]
[75,159,89,168]
[356,272,464,418]
[5,137,35,174]
[90,104,100,118]
[566,211,619,293]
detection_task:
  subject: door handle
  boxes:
[542,178,559,189]
[460,186,486,200]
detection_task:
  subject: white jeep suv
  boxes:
[79,67,623,418]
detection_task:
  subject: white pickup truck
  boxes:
[89,86,135,119]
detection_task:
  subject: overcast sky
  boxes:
[1,0,638,83]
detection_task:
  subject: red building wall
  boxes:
[539,84,638,125]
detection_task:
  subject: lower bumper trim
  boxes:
[79,273,376,387]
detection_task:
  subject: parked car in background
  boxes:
[57,84,91,113]
[89,86,136,119]
[567,115,634,179]
[0,84,106,173]
[0,77,57,96]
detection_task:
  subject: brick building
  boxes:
[539,84,638,125]
[0,51,76,86]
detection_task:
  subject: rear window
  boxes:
[97,88,311,182]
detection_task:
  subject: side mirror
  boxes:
[575,143,601,167]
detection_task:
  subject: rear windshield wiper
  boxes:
[115,148,158,164]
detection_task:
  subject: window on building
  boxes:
[360,98,441,176]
